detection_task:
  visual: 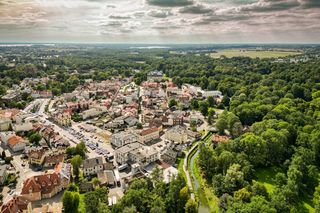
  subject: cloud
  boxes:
[300,0,320,8]
[241,0,300,12]
[148,10,172,18]
[147,0,193,7]
[109,14,131,19]
[179,4,212,14]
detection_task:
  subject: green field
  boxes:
[210,49,302,59]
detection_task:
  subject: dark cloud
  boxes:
[148,10,172,18]
[179,4,212,14]
[147,0,193,7]
[242,0,300,12]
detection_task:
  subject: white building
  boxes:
[13,122,33,132]
[111,132,137,148]
[165,125,188,144]
[115,142,142,165]
[129,146,158,167]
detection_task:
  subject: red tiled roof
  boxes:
[21,172,61,196]
[0,196,29,213]
[140,127,159,136]
[8,136,25,147]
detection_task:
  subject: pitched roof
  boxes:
[21,172,61,196]
[140,127,159,136]
[83,157,104,168]
[7,136,25,147]
[0,196,29,213]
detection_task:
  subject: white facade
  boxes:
[0,118,12,131]
[13,122,33,132]
[111,132,137,148]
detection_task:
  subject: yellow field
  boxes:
[210,49,302,59]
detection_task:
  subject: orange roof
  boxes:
[8,136,25,147]
[211,135,229,143]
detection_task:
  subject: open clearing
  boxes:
[210,49,302,59]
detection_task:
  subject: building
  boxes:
[147,70,163,81]
[137,127,160,144]
[111,132,137,148]
[7,135,28,152]
[0,196,30,213]
[0,131,15,146]
[97,170,116,187]
[81,106,107,120]
[20,171,66,201]
[129,146,158,168]
[0,118,12,131]
[115,142,142,165]
[27,147,65,168]
[165,125,188,144]
[12,122,33,133]
[0,165,7,185]
[83,157,105,176]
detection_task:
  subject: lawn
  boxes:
[255,167,315,212]
[254,166,282,194]
[210,49,301,59]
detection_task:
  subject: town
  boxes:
[0,70,224,212]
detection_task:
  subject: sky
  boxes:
[0,0,319,43]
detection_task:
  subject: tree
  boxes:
[1,150,5,159]
[199,101,209,116]
[216,111,228,135]
[190,99,199,110]
[207,96,215,107]
[63,191,80,213]
[169,99,177,108]
[71,155,83,178]
[208,108,215,125]
[178,186,190,212]
[136,122,143,129]
[98,202,111,213]
[85,187,108,213]
[185,199,198,213]
[29,132,42,145]
[92,177,101,188]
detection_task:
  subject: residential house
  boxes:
[20,171,66,201]
[111,132,137,148]
[83,157,105,176]
[165,125,188,144]
[0,196,30,213]
[7,136,28,152]
[97,170,116,187]
[28,148,65,168]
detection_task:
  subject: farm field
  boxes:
[210,49,302,58]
